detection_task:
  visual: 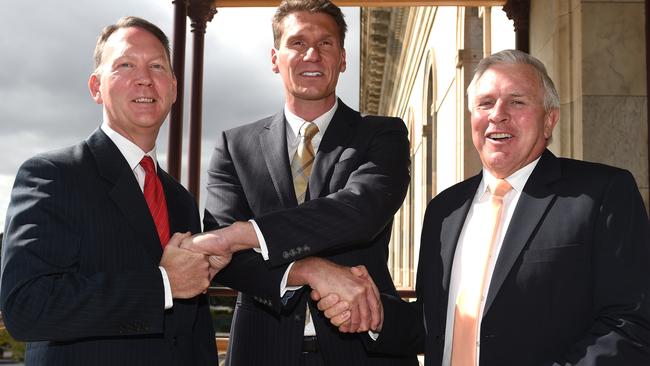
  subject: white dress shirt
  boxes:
[100,123,173,310]
[441,157,540,366]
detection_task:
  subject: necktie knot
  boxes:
[490,179,512,198]
[300,122,319,141]
[140,155,155,174]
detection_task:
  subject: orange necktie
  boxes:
[140,156,170,247]
[451,179,512,366]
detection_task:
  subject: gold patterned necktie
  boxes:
[451,178,512,366]
[291,122,319,204]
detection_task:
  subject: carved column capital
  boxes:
[503,0,530,33]
[188,0,217,34]
[503,0,530,52]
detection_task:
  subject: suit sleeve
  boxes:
[0,157,165,341]
[204,131,293,312]
[255,117,410,267]
[553,170,650,365]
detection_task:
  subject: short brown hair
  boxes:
[93,16,172,74]
[272,0,347,48]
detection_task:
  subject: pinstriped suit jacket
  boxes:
[204,100,419,366]
[0,128,217,366]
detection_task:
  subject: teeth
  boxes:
[133,97,154,103]
[489,133,512,140]
[301,72,322,76]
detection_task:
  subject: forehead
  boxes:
[279,11,340,41]
[475,63,543,97]
[103,27,167,59]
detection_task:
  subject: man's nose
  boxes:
[489,100,508,123]
[303,46,321,62]
[135,67,153,86]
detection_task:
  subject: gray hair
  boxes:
[467,49,559,112]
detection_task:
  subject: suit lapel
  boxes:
[160,170,189,235]
[86,129,163,262]
[308,100,356,200]
[440,175,482,293]
[259,111,298,208]
[484,149,561,313]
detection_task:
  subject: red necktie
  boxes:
[140,156,170,247]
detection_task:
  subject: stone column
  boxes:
[187,0,217,202]
[530,0,648,211]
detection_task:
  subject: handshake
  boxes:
[159,222,384,333]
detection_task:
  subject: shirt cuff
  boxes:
[281,261,303,297]
[249,219,269,260]
[368,330,380,341]
[159,266,173,309]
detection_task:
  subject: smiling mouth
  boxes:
[300,71,323,77]
[487,133,513,141]
[133,97,155,103]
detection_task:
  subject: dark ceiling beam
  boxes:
[211,0,505,6]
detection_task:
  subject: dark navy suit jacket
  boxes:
[372,150,650,366]
[0,129,217,366]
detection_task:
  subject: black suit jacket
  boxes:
[374,150,650,365]
[204,100,418,366]
[0,129,217,366]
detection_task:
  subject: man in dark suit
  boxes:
[320,49,650,365]
[180,1,418,365]
[0,17,218,366]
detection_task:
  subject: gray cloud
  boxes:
[0,3,359,228]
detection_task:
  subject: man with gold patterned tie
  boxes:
[0,16,218,365]
[180,1,417,365]
[319,49,650,365]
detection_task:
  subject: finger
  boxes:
[348,300,362,333]
[323,300,350,320]
[311,289,322,302]
[338,318,352,333]
[350,265,369,279]
[316,293,340,311]
[167,232,189,248]
[356,287,370,332]
[330,311,351,328]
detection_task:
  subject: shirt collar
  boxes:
[284,100,338,139]
[479,156,541,197]
[101,122,158,172]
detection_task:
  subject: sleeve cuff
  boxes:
[281,261,303,297]
[159,266,173,309]
[249,219,269,260]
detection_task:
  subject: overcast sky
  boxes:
[0,2,360,229]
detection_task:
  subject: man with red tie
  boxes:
[0,16,219,366]
[320,49,650,365]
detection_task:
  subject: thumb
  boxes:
[167,231,191,248]
[350,265,369,279]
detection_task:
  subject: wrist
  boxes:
[287,257,322,286]
[227,221,260,252]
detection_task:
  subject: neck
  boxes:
[286,95,336,122]
[105,121,158,153]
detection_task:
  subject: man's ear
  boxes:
[339,48,347,73]
[88,73,103,104]
[271,48,280,74]
[544,107,559,140]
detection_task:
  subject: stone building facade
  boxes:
[361,1,648,289]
